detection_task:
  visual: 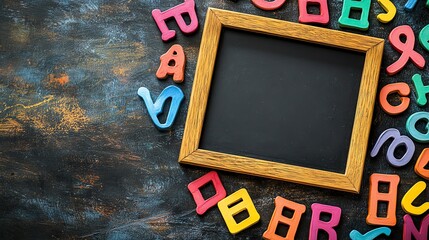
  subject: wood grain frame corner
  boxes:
[179,8,384,193]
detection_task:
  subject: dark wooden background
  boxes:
[1,0,428,239]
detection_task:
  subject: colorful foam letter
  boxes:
[412,74,429,106]
[263,196,306,240]
[137,85,184,130]
[251,0,286,10]
[349,227,391,240]
[415,148,429,180]
[187,171,227,215]
[309,203,341,240]
[403,214,429,239]
[366,173,400,226]
[218,188,260,234]
[376,0,396,23]
[152,0,198,42]
[386,25,425,75]
[370,128,415,167]
[420,24,429,51]
[406,112,429,143]
[404,0,418,11]
[338,0,371,30]
[402,181,429,215]
[156,44,186,83]
[298,0,329,24]
[379,82,410,115]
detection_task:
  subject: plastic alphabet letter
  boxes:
[309,203,341,240]
[187,171,227,215]
[349,227,391,240]
[217,188,260,235]
[152,0,198,42]
[137,85,184,130]
[156,44,186,83]
[338,0,371,30]
[370,128,415,167]
[404,0,418,11]
[298,0,329,24]
[402,181,429,215]
[251,0,286,10]
[412,74,429,106]
[366,173,400,226]
[379,82,410,115]
[419,24,429,51]
[403,214,429,239]
[386,25,425,75]
[263,196,306,240]
[415,149,429,180]
[376,0,396,23]
[406,112,429,143]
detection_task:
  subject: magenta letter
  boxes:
[152,0,199,42]
[309,203,342,240]
[403,214,429,239]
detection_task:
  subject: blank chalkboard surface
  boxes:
[179,8,384,193]
[199,28,365,173]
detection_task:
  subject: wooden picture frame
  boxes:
[179,8,384,193]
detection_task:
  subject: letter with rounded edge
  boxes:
[419,24,429,51]
[152,0,198,42]
[406,112,429,143]
[218,188,260,235]
[377,0,396,23]
[298,0,329,24]
[386,25,425,75]
[379,82,410,115]
[366,173,400,226]
[309,203,341,240]
[349,227,391,240]
[415,148,429,180]
[412,74,429,107]
[370,128,415,167]
[404,0,418,11]
[403,214,429,239]
[338,0,371,30]
[263,196,306,240]
[251,0,286,10]
[156,44,186,83]
[137,86,184,130]
[402,181,429,215]
[187,171,227,215]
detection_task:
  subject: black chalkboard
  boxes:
[180,9,383,193]
[199,28,366,173]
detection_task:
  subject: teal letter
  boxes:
[338,0,371,30]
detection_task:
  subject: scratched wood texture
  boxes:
[0,0,428,239]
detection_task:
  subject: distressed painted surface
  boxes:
[0,0,428,239]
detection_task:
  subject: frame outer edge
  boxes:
[179,8,222,161]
